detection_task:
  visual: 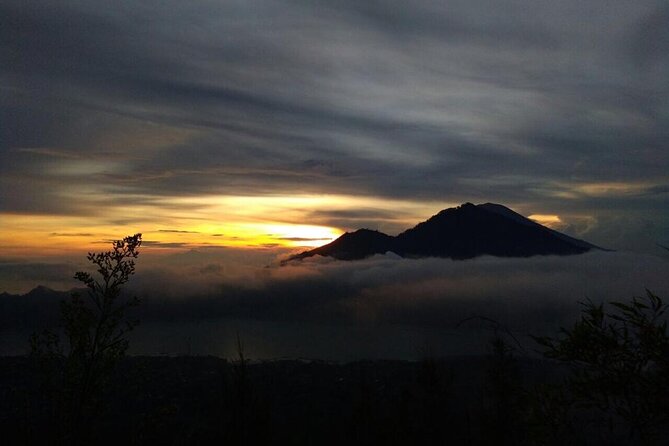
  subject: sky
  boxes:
[1,0,668,294]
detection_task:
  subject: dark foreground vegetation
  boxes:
[1,235,667,445]
[0,354,549,445]
[0,347,666,446]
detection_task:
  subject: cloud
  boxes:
[0,258,86,293]
[27,249,669,329]
[273,237,332,242]
[140,240,195,249]
[0,0,667,253]
[2,249,668,357]
[50,232,95,237]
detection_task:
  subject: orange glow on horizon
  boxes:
[0,218,342,257]
[0,194,446,258]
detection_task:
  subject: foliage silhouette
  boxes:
[30,234,142,444]
[533,290,669,444]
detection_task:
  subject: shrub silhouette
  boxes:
[533,290,669,444]
[30,233,142,445]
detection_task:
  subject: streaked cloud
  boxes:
[0,0,667,258]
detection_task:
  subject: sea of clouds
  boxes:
[3,249,668,359]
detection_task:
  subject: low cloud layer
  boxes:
[132,251,669,330]
[3,250,668,358]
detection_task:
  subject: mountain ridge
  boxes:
[286,202,603,263]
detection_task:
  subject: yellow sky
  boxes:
[0,194,449,258]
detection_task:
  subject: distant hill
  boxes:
[0,285,72,330]
[288,229,394,261]
[287,202,603,262]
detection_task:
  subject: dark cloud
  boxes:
[140,240,193,249]
[628,4,669,69]
[304,208,410,233]
[0,259,86,293]
[0,0,667,251]
[273,237,332,242]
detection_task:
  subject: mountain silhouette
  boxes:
[287,203,603,262]
[289,229,394,261]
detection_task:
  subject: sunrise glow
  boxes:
[528,214,563,229]
[0,194,452,258]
